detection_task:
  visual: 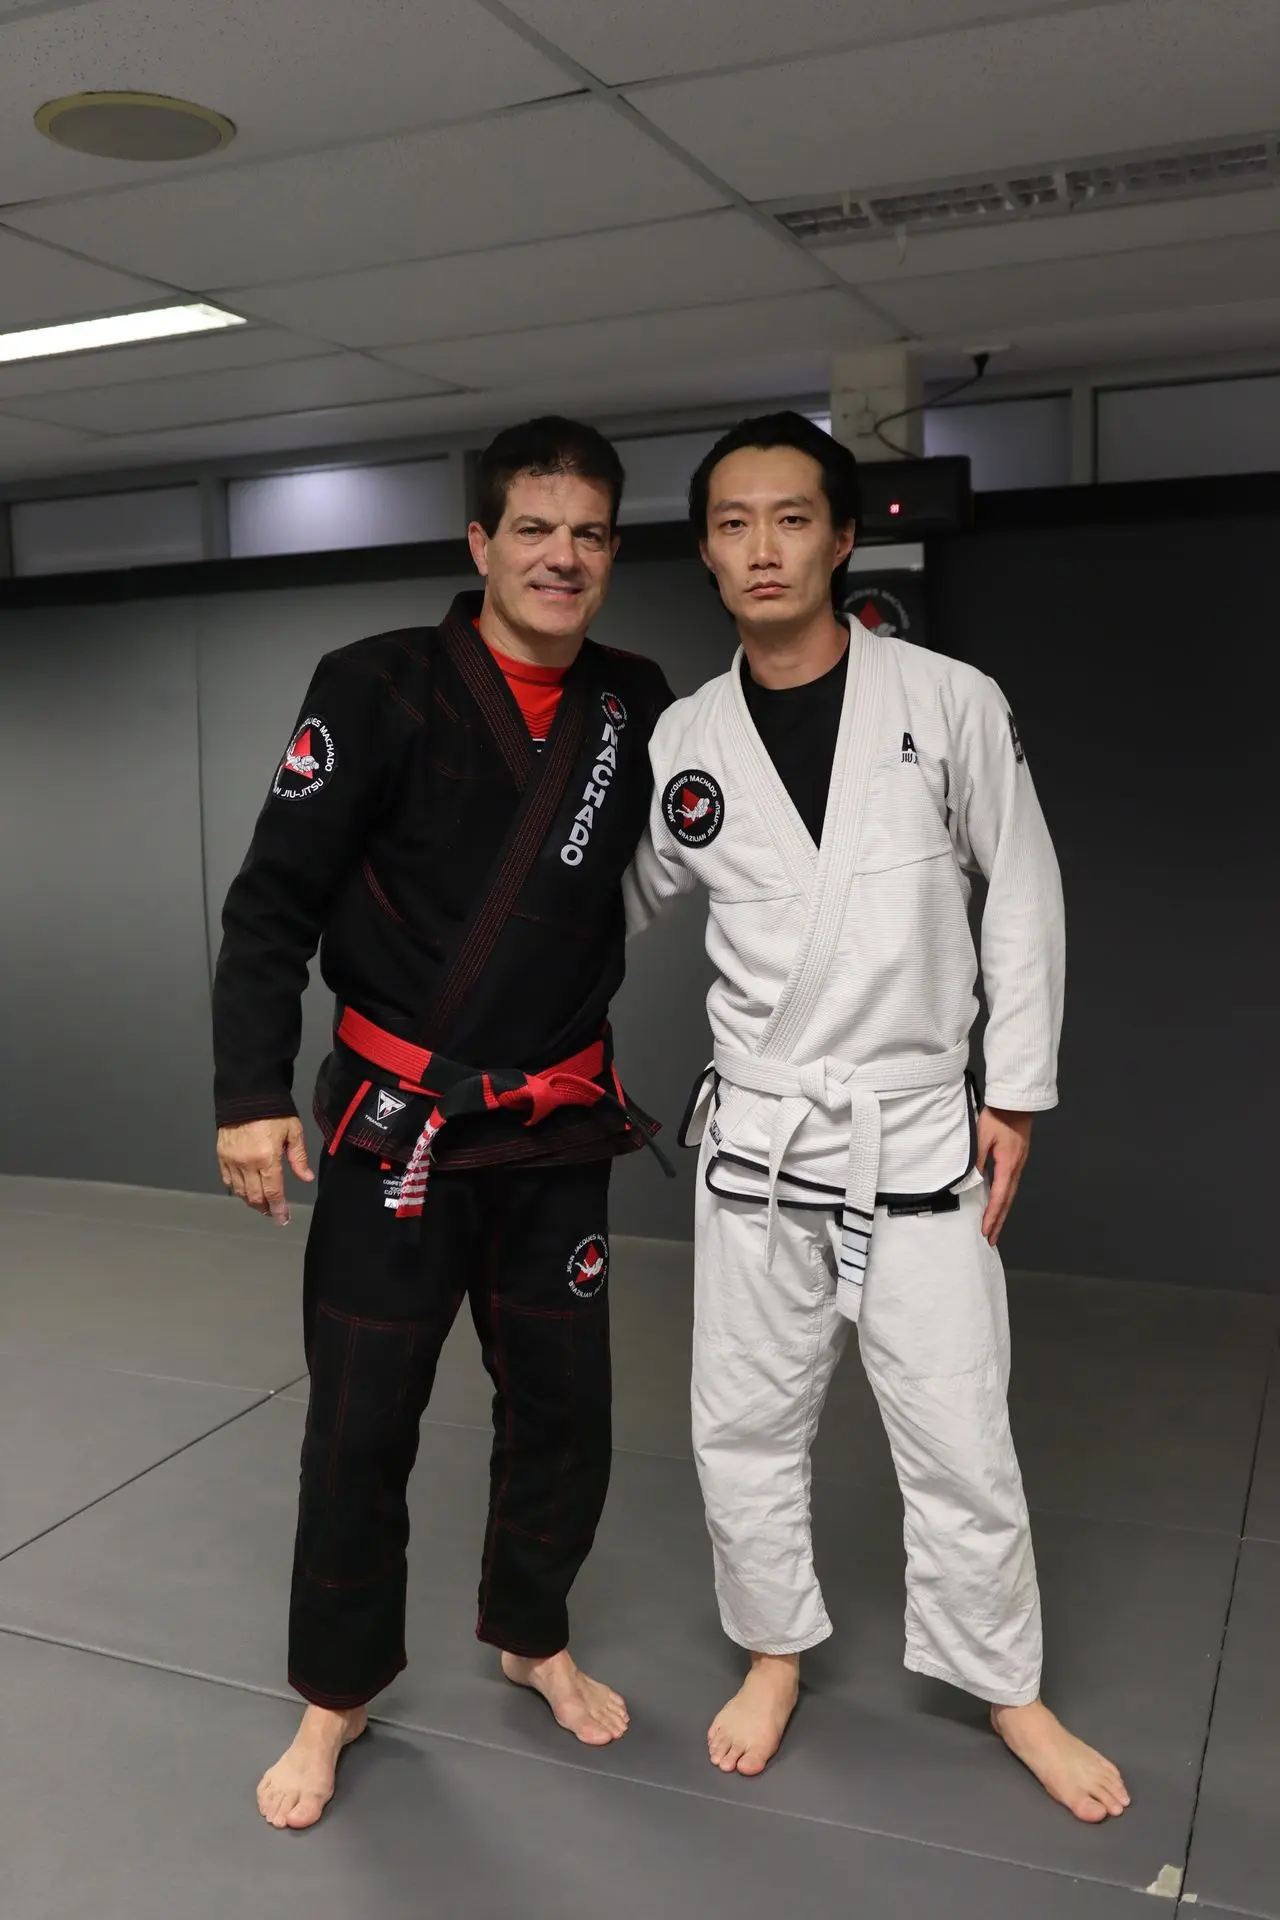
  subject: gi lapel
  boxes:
[752,617,885,1065]
[424,609,591,1043]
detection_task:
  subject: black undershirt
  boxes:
[741,645,849,846]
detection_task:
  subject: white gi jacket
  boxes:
[625,615,1065,1318]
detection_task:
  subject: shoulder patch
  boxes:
[274,716,336,800]
[1008,712,1025,764]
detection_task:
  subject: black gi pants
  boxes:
[288,1144,613,1708]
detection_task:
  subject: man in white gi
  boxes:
[626,412,1130,1823]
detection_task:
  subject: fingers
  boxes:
[285,1119,315,1184]
[982,1156,1023,1244]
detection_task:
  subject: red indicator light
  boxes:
[889,501,901,515]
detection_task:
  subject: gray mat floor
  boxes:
[1,1173,1277,1919]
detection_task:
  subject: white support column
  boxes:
[831,345,924,462]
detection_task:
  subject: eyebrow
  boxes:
[513,516,609,534]
[710,495,815,513]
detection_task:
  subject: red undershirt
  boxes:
[474,618,566,750]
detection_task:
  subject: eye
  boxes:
[781,515,809,527]
[720,517,746,532]
[577,530,606,550]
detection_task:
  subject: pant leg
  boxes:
[289,1148,472,1708]
[844,1184,1043,1707]
[469,1156,614,1658]
[692,1170,850,1655]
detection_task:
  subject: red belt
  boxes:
[333,1006,623,1219]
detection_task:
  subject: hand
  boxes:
[977,1108,1033,1246]
[217,1116,314,1226]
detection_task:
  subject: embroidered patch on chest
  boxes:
[273,716,336,801]
[567,1234,609,1299]
[662,769,724,848]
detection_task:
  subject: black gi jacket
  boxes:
[212,590,674,1169]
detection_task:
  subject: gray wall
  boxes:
[931,515,1278,1294]
[0,560,724,1236]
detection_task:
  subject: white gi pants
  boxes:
[691,1173,1043,1707]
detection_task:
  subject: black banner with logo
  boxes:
[843,571,927,644]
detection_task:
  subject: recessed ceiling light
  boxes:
[35,91,236,162]
[0,303,248,367]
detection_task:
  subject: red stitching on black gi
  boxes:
[327,1317,357,1504]
[475,1216,510,1639]
[362,858,405,923]
[431,684,462,724]
[426,677,588,1039]
[317,1303,426,1335]
[441,606,530,788]
[288,1657,406,1710]
[370,665,425,726]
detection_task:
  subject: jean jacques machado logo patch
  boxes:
[273,716,336,801]
[662,769,724,848]
[567,1234,609,1298]
[560,692,626,867]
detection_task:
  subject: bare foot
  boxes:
[992,1700,1130,1823]
[256,1703,367,1831]
[708,1652,800,1777]
[501,1648,629,1746]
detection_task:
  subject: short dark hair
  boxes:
[474,415,625,536]
[688,411,859,609]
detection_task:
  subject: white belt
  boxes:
[711,1039,970,1321]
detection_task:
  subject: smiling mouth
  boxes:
[531,583,582,596]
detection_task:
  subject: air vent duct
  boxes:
[772,136,1277,244]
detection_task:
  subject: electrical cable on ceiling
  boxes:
[871,351,991,459]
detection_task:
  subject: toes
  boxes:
[717,1743,745,1773]
[736,1748,769,1777]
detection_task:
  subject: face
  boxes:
[700,444,854,630]
[469,470,619,643]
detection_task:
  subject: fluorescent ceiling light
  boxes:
[0,301,247,367]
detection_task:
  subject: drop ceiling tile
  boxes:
[505,0,1090,85]
[871,232,1280,338]
[626,0,1280,201]
[0,324,329,400]
[5,97,722,287]
[228,210,820,349]
[820,184,1280,288]
[0,0,569,204]
[7,352,444,433]
[0,225,165,329]
[386,287,886,386]
[986,295,1280,375]
[0,410,97,479]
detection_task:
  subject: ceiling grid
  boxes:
[0,0,1274,483]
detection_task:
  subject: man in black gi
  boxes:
[213,417,673,1829]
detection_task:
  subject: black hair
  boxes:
[688,410,859,609]
[474,415,625,535]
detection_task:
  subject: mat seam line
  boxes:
[0,1619,1167,1899]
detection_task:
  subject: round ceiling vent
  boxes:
[35,92,236,162]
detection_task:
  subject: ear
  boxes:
[698,538,713,574]
[610,531,621,559]
[467,521,490,576]
[836,521,856,567]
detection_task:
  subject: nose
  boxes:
[543,525,578,572]
[747,521,781,569]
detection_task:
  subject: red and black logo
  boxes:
[567,1234,609,1299]
[273,715,336,801]
[602,691,627,730]
[662,769,724,848]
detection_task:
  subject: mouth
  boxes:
[747,583,786,598]
[530,583,583,600]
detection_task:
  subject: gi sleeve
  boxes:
[212,651,391,1127]
[944,670,1065,1112]
[622,702,698,938]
